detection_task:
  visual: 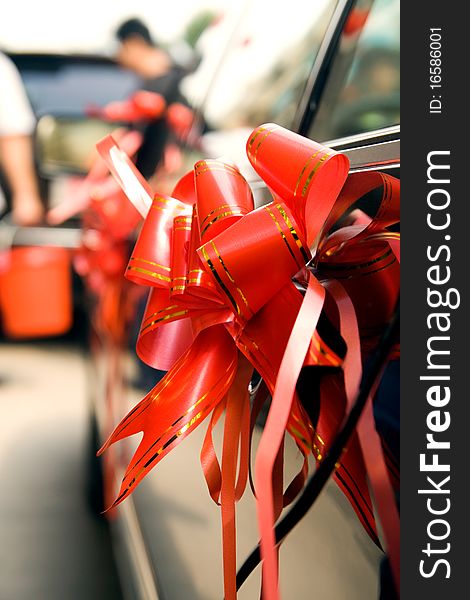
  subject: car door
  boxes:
[110,1,399,599]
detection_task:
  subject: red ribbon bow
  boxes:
[97,123,400,599]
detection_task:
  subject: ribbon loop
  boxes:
[194,159,254,242]
[198,201,309,322]
[126,194,192,287]
[246,123,350,248]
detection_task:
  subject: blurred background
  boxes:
[0,1,399,598]
[0,0,229,52]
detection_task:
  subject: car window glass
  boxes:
[309,0,399,142]
[12,57,140,116]
[184,0,339,131]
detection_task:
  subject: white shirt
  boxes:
[0,51,35,136]
[0,51,36,211]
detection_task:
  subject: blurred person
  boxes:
[0,51,44,226]
[114,18,191,183]
[113,20,199,391]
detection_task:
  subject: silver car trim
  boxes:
[336,139,400,172]
[112,496,161,600]
[324,125,401,150]
[0,220,82,250]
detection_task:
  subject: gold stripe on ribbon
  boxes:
[129,256,171,272]
[288,425,311,450]
[302,152,331,198]
[248,125,277,164]
[292,413,325,447]
[201,245,240,316]
[195,159,240,173]
[200,204,247,228]
[195,164,245,180]
[153,196,173,205]
[294,150,323,197]
[127,266,171,282]
[211,241,251,317]
[186,268,217,288]
[265,204,304,269]
[142,304,178,321]
[247,127,266,151]
[309,332,341,366]
[200,209,245,238]
[140,309,188,334]
[275,204,310,263]
[187,277,216,287]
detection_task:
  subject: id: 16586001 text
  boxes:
[429,28,443,114]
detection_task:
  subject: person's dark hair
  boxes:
[115,18,155,46]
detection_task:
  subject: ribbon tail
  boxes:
[200,399,226,505]
[357,393,400,592]
[255,276,325,600]
[98,325,238,508]
[221,354,252,600]
[321,280,378,542]
[326,279,399,587]
[248,381,270,499]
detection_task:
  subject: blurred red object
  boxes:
[343,8,370,35]
[88,187,141,242]
[0,246,72,338]
[47,129,143,226]
[86,91,166,123]
[166,102,195,139]
[132,90,166,119]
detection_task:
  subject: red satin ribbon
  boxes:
[255,276,325,599]
[96,123,400,599]
[326,279,400,587]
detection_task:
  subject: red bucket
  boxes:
[0,246,72,339]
